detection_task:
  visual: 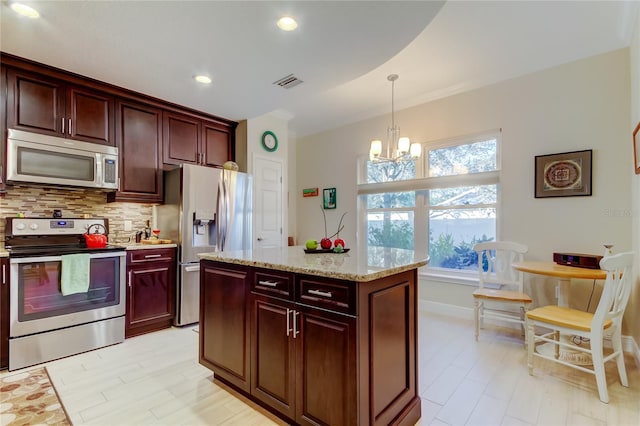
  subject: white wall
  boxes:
[629,5,640,351]
[295,49,635,333]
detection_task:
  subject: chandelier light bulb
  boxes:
[410,143,422,159]
[370,140,382,159]
[398,137,410,153]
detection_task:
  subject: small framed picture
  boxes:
[302,187,318,197]
[535,149,592,198]
[323,188,336,209]
[633,121,640,175]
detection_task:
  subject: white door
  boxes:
[254,156,283,248]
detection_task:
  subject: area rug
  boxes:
[0,367,71,425]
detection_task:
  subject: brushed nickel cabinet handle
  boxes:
[286,308,292,337]
[128,270,132,287]
[258,280,279,287]
[68,119,72,135]
[61,117,65,134]
[308,289,332,298]
[293,310,300,337]
[144,254,162,259]
[2,264,5,285]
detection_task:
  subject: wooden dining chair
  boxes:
[473,241,531,342]
[526,252,634,403]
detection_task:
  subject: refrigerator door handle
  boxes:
[217,179,225,251]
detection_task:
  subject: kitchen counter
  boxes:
[0,243,177,256]
[198,245,427,281]
[122,243,177,250]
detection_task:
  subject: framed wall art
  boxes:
[302,187,319,197]
[634,121,640,175]
[323,187,336,209]
[534,149,592,198]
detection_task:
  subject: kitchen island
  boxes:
[198,246,428,426]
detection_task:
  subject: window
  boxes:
[358,130,500,276]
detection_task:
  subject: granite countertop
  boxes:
[123,243,178,250]
[198,246,428,282]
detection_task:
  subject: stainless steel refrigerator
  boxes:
[154,163,253,326]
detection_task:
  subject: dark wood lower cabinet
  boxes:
[199,262,251,393]
[200,260,420,425]
[295,306,357,426]
[125,248,176,338]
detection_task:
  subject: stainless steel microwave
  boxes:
[6,129,119,190]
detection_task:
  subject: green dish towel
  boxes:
[61,253,90,296]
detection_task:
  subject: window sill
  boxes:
[419,269,500,289]
[419,269,478,286]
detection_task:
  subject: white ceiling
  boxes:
[1,1,638,138]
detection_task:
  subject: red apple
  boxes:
[334,238,345,248]
[320,238,332,249]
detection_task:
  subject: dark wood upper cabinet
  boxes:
[202,120,232,167]
[163,111,200,165]
[163,111,234,168]
[1,65,6,194]
[1,53,237,200]
[6,68,114,146]
[107,100,163,203]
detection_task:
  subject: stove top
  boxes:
[4,216,125,257]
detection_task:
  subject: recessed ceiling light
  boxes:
[194,75,212,84]
[10,2,40,18]
[277,16,298,31]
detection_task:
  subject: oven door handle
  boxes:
[9,251,126,264]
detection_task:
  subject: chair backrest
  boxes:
[474,241,528,290]
[593,252,635,330]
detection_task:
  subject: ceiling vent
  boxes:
[273,74,303,89]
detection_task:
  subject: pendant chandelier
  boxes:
[369,74,421,162]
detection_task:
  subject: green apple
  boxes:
[305,239,318,250]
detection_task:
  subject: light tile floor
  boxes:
[2,311,639,425]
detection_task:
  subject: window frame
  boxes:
[357,129,502,283]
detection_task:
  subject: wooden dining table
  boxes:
[512,261,607,364]
[512,261,606,307]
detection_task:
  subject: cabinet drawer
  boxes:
[252,270,294,300]
[127,248,175,264]
[297,276,355,315]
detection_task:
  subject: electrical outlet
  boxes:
[124,220,132,231]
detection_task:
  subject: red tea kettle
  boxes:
[84,223,108,248]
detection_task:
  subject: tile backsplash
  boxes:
[0,184,158,244]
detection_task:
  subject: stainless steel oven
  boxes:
[6,217,126,371]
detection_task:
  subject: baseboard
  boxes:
[419,299,639,357]
[419,300,473,320]
[627,336,640,368]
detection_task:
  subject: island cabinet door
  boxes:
[199,262,250,393]
[295,306,357,426]
[360,270,420,426]
[250,294,296,420]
